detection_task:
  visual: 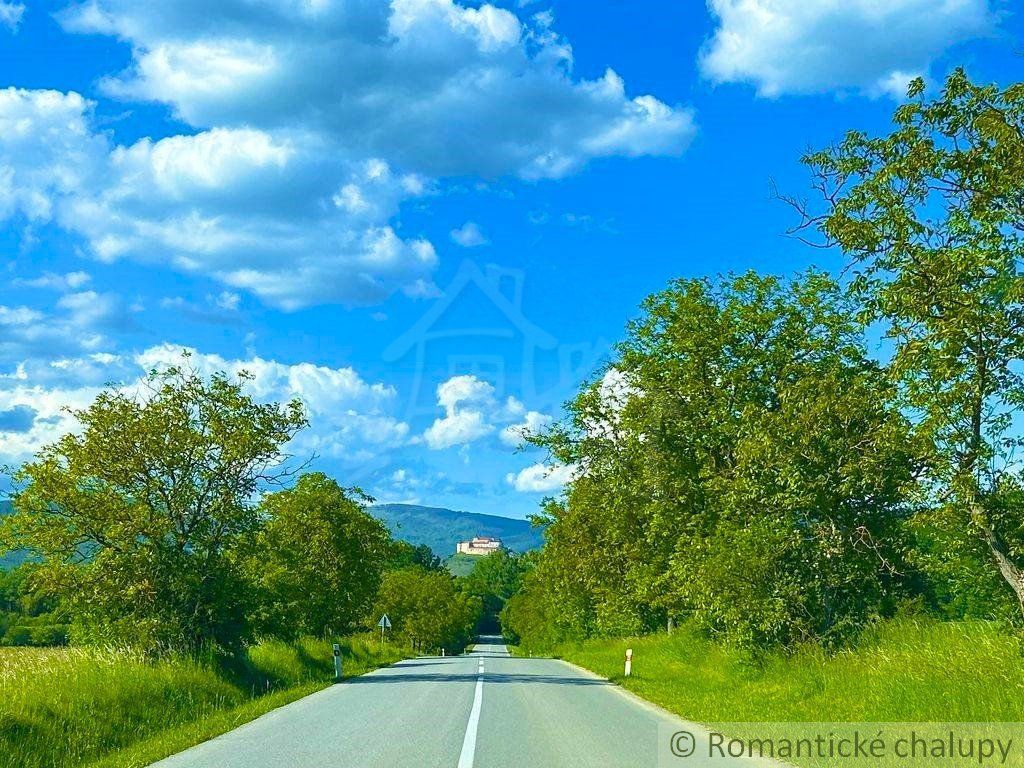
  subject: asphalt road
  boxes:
[151,636,766,768]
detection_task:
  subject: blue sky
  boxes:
[0,0,1021,519]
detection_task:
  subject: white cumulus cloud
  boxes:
[423,374,499,449]
[700,0,994,97]
[135,345,410,462]
[59,0,694,179]
[0,92,439,309]
[450,221,489,248]
[506,461,576,492]
[0,1,698,311]
[0,344,411,467]
[422,374,541,450]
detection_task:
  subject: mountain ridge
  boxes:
[0,499,546,568]
[369,503,544,558]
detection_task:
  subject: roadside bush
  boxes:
[4,626,31,647]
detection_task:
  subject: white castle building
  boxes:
[456,536,503,556]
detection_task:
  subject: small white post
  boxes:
[624,648,633,677]
[333,643,343,682]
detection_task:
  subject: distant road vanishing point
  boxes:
[151,636,760,768]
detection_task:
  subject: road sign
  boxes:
[378,614,392,629]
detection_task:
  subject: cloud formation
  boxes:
[0,91,439,309]
[450,221,489,248]
[0,345,410,467]
[505,461,576,492]
[423,374,501,449]
[422,374,548,450]
[500,409,552,447]
[0,2,23,31]
[59,0,693,178]
[700,0,994,97]
[135,345,411,462]
[0,1,695,309]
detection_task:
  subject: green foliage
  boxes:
[0,360,307,652]
[0,565,67,647]
[801,69,1024,612]
[247,474,391,639]
[373,567,480,653]
[513,70,1024,651]
[526,271,918,648]
[387,540,443,571]
[459,549,526,633]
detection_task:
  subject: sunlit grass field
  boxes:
[0,635,406,768]
[542,616,1024,723]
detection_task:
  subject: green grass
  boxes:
[0,635,407,768]
[538,616,1024,722]
[521,618,1024,768]
[445,553,480,577]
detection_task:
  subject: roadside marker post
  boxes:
[332,643,343,682]
[624,648,633,677]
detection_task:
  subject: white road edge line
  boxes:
[458,660,485,768]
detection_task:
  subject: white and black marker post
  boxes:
[333,643,343,682]
[624,647,633,677]
[378,613,392,644]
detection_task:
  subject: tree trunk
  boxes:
[982,524,1024,615]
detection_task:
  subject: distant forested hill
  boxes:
[369,504,544,558]
[0,500,546,567]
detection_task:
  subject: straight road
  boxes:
[152,636,764,768]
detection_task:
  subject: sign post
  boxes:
[624,648,633,677]
[378,614,392,644]
[332,643,343,682]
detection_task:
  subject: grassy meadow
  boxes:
[534,616,1024,723]
[0,635,407,768]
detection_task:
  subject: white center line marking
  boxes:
[458,659,484,768]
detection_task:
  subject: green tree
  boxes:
[0,360,306,650]
[386,540,443,571]
[531,271,918,646]
[460,549,526,633]
[797,70,1024,615]
[374,567,480,652]
[249,473,391,639]
[498,550,568,650]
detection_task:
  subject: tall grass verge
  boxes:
[0,634,406,768]
[543,616,1024,723]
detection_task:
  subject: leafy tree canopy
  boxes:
[1,359,306,651]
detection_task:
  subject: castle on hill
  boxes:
[455,536,502,556]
